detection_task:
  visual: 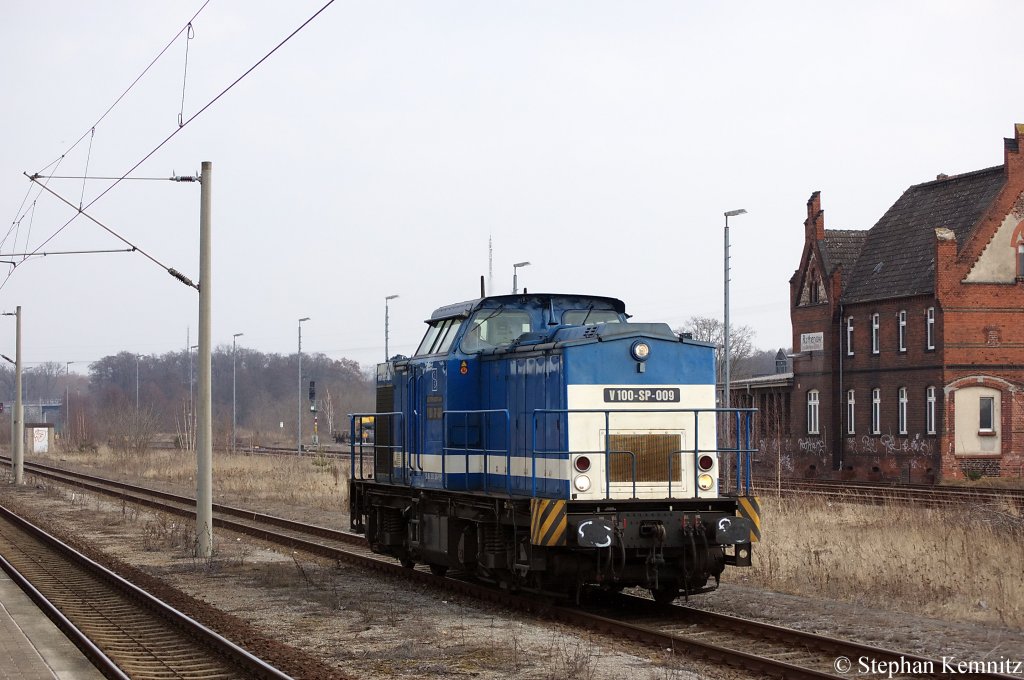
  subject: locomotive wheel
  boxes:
[399,556,415,569]
[429,564,448,577]
[651,582,679,606]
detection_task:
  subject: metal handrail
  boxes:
[348,411,404,482]
[442,409,510,493]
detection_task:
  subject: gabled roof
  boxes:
[841,166,1006,304]
[820,229,868,277]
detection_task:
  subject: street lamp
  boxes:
[385,295,399,362]
[232,333,244,452]
[2,307,23,485]
[135,354,140,411]
[723,208,747,412]
[512,261,531,294]
[188,344,198,426]
[65,361,76,438]
[297,317,310,453]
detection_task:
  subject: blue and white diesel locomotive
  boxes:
[349,292,759,603]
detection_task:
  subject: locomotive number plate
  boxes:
[603,388,680,403]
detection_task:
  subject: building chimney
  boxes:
[805,191,825,241]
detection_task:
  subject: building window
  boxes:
[926,307,935,350]
[979,396,995,432]
[871,313,880,354]
[847,389,855,435]
[926,386,936,435]
[898,387,908,435]
[898,310,907,352]
[1018,243,1024,280]
[846,316,854,356]
[807,390,820,435]
[871,388,881,434]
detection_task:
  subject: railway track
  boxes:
[0,503,291,680]
[9,459,1019,680]
[749,476,1024,509]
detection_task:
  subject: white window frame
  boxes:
[898,387,908,435]
[807,390,820,435]
[926,386,936,435]
[979,396,995,432]
[898,310,907,352]
[926,307,935,350]
[846,316,854,356]
[871,313,880,354]
[847,389,855,435]
[871,388,881,434]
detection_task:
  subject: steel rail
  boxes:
[11,459,1019,680]
[0,503,293,679]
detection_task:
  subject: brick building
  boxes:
[767,124,1024,482]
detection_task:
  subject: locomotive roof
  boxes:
[428,293,626,321]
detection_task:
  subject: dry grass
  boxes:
[37,446,1024,630]
[47,446,350,515]
[744,494,1024,628]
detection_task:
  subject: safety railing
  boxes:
[441,409,511,493]
[350,406,757,499]
[348,412,405,482]
[531,407,757,500]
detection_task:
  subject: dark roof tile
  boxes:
[841,166,1005,304]
[820,229,868,277]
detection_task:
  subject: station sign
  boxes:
[800,332,824,352]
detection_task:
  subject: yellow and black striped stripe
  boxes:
[530,498,567,546]
[737,496,761,543]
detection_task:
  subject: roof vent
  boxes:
[872,261,884,274]
[936,173,949,180]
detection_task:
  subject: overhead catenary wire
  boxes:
[0,248,136,258]
[24,174,198,291]
[3,0,339,295]
[4,1,212,262]
[31,0,213,176]
[78,128,96,211]
[178,23,195,127]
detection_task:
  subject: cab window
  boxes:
[562,309,621,325]
[461,310,532,353]
[415,318,465,356]
[415,323,442,356]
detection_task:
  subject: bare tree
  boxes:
[320,386,336,441]
[676,316,756,384]
[104,406,160,460]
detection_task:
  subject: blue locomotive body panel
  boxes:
[364,293,730,500]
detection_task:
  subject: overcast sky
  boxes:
[3,2,1024,373]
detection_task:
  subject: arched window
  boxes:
[926,386,936,435]
[898,387,908,435]
[898,310,907,352]
[807,390,820,435]
[847,389,855,435]
[872,313,880,354]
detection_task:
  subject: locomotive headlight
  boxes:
[697,473,715,491]
[573,475,592,492]
[630,341,651,362]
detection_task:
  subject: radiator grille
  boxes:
[606,434,682,482]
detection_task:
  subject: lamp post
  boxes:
[65,361,76,438]
[188,344,198,428]
[135,354,140,411]
[385,295,399,362]
[232,333,243,452]
[2,307,22,484]
[297,317,310,453]
[512,261,531,294]
[723,209,747,413]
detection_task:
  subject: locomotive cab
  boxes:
[349,293,759,604]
